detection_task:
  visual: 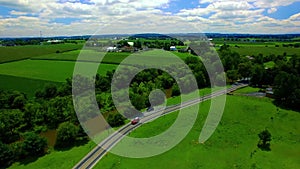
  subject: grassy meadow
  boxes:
[8,89,300,169]
[95,95,300,169]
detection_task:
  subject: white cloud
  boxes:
[209,1,253,10]
[267,8,277,14]
[252,0,300,8]
[10,10,28,15]
[289,13,300,21]
[0,0,299,36]
[199,0,300,8]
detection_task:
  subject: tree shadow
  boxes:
[18,156,40,165]
[54,137,89,151]
[272,100,300,113]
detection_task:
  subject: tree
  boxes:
[226,70,239,82]
[55,122,79,148]
[0,109,24,144]
[0,141,14,167]
[171,84,180,97]
[43,84,58,99]
[257,129,271,151]
[35,83,58,100]
[12,95,27,110]
[250,64,266,87]
[149,89,166,106]
[107,113,126,127]
[22,132,47,156]
[238,62,252,79]
[46,96,77,129]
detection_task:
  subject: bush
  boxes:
[55,122,79,148]
[107,113,126,127]
[0,141,14,167]
[257,129,271,151]
[171,84,180,97]
[22,132,47,157]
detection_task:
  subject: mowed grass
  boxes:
[232,86,261,94]
[229,45,300,56]
[0,60,117,82]
[0,74,61,97]
[95,95,300,169]
[0,43,83,63]
[264,61,275,69]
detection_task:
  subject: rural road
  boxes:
[73,83,248,169]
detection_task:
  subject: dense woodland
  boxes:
[1,42,300,167]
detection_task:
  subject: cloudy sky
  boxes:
[0,0,300,37]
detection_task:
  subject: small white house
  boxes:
[127,42,134,46]
[106,46,117,52]
[170,46,177,51]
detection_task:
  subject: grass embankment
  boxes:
[95,95,300,169]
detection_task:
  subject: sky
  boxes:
[0,0,300,37]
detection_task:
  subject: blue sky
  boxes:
[263,1,300,20]
[0,0,299,37]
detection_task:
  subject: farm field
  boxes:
[0,43,84,63]
[0,74,61,97]
[0,59,117,82]
[95,95,300,169]
[33,49,192,64]
[229,45,300,56]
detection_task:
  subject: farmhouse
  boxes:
[170,46,177,51]
[106,46,118,52]
[46,40,63,44]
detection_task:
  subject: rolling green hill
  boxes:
[96,95,300,169]
[9,94,300,169]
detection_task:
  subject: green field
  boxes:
[264,61,275,69]
[95,95,300,169]
[33,49,192,65]
[232,86,261,94]
[8,93,300,169]
[0,60,117,82]
[0,43,83,63]
[229,45,300,56]
[0,74,61,97]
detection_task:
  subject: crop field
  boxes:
[95,95,300,169]
[0,59,117,82]
[0,43,84,63]
[0,74,61,97]
[229,45,300,56]
[33,49,192,64]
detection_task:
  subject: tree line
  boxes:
[219,44,300,110]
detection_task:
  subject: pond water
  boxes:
[244,92,266,97]
[40,130,57,147]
